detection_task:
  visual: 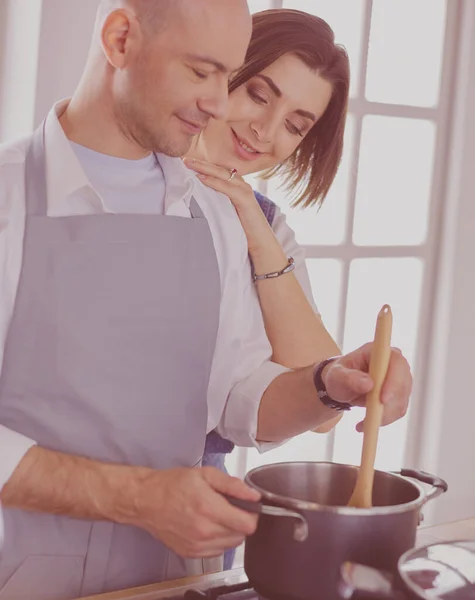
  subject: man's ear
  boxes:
[100,9,143,69]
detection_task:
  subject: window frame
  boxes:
[230,0,462,476]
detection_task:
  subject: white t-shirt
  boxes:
[70,142,166,215]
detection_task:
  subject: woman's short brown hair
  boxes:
[229,9,350,209]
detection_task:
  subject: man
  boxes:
[0,0,412,598]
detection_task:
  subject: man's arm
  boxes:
[256,366,343,442]
[0,444,260,558]
[1,445,135,522]
[257,343,412,443]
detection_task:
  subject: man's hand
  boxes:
[322,343,412,431]
[129,466,260,558]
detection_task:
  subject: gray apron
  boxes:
[0,123,221,599]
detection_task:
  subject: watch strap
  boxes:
[313,357,352,412]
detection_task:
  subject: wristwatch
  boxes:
[313,357,352,412]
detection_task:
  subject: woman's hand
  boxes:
[182,157,277,256]
[183,157,259,215]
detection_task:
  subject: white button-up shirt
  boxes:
[0,100,318,493]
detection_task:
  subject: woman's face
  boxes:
[199,53,334,176]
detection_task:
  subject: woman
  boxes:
[185,8,349,565]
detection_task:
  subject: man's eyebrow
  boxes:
[185,53,230,74]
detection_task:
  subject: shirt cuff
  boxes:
[216,360,291,453]
[0,425,37,492]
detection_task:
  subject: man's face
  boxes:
[113,0,252,157]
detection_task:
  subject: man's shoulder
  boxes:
[193,179,245,231]
[0,134,30,172]
[0,135,30,222]
[192,180,249,265]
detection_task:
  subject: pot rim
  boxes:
[245,461,426,516]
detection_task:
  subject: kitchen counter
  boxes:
[79,517,475,600]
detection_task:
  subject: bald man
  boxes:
[0,0,411,597]
[0,1,260,597]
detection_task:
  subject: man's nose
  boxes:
[198,77,230,121]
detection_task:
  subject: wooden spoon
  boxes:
[348,304,393,508]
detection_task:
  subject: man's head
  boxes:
[93,0,251,156]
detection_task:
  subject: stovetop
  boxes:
[164,581,261,599]
[161,580,384,600]
[156,536,475,600]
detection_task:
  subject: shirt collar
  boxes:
[43,99,198,215]
[156,152,197,213]
[44,100,106,215]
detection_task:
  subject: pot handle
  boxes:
[397,469,448,503]
[222,494,309,542]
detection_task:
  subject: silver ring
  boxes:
[227,168,238,182]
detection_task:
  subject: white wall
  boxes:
[33,0,100,126]
[0,0,43,140]
[0,0,99,140]
[418,0,475,524]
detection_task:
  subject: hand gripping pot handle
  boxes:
[396,469,448,504]
[222,494,309,542]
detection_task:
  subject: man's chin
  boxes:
[154,137,193,158]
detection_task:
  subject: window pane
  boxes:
[332,399,410,471]
[332,258,424,470]
[247,0,272,13]
[366,0,447,107]
[306,259,343,341]
[353,116,436,246]
[282,0,366,97]
[225,448,246,479]
[267,115,355,246]
[343,258,424,364]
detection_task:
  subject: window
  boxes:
[233,0,455,475]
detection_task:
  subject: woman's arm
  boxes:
[184,158,342,431]
[233,198,343,434]
[247,200,340,367]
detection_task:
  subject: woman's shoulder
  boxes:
[253,189,278,226]
[253,189,304,257]
[252,189,289,234]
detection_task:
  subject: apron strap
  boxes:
[189,196,205,219]
[25,121,48,217]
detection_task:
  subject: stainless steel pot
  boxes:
[340,540,475,599]
[227,462,447,600]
